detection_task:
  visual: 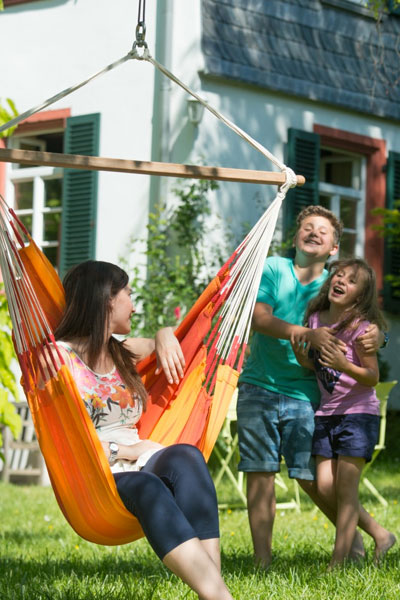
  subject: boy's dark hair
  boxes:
[296,205,343,244]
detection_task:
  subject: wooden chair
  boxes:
[213,390,301,511]
[360,380,397,507]
[1,401,47,485]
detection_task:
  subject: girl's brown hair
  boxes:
[304,258,387,333]
[55,261,147,409]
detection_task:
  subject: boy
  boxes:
[237,205,392,567]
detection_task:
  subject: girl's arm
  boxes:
[318,344,379,387]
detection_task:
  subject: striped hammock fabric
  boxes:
[0,185,288,545]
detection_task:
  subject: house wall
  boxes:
[1,0,399,405]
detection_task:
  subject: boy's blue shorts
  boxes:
[312,413,379,462]
[237,383,316,480]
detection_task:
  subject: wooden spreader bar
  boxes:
[0,148,305,186]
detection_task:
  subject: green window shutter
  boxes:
[60,113,100,278]
[383,151,400,312]
[284,128,320,235]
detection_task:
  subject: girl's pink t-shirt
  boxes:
[308,313,379,416]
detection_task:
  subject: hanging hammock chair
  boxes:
[0,6,304,546]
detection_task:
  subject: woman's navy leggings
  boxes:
[113,444,219,560]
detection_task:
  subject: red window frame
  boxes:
[314,124,386,292]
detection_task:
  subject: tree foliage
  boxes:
[373,201,400,294]
[0,98,18,138]
[0,289,21,459]
[122,179,225,337]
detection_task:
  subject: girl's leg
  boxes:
[331,455,364,567]
[300,457,365,559]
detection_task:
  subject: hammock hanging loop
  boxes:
[132,0,148,51]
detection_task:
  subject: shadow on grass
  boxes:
[0,553,166,579]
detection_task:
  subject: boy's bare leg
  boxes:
[247,472,276,568]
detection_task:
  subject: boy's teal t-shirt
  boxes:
[239,256,328,403]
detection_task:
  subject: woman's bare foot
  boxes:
[374,532,396,565]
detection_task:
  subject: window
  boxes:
[319,148,366,258]
[2,110,100,276]
[7,131,64,268]
[285,126,386,299]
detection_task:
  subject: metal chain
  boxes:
[133,0,147,50]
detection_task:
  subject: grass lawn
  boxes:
[1,415,399,599]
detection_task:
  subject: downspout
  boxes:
[149,0,173,213]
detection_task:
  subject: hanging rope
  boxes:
[0,29,293,179]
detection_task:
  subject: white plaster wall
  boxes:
[0,0,158,268]
[1,1,399,401]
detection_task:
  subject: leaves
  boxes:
[0,286,21,451]
[0,97,19,139]
[121,178,225,337]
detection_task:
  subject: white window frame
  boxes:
[319,152,366,258]
[6,136,63,261]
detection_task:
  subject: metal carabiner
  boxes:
[134,21,147,48]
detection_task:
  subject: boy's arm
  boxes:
[252,303,347,352]
[356,324,385,355]
[252,302,307,340]
[290,337,315,371]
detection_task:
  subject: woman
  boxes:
[53,260,233,600]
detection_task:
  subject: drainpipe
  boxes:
[149,0,173,213]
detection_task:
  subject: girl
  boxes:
[292,258,395,568]
[52,260,234,600]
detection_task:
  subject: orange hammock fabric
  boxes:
[3,223,238,545]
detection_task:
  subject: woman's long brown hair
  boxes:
[304,258,387,333]
[55,260,147,409]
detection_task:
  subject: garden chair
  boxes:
[360,380,397,507]
[1,401,47,485]
[213,389,301,511]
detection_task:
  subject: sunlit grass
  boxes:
[1,452,399,600]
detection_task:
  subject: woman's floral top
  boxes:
[57,342,142,440]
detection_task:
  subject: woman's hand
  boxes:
[155,327,185,384]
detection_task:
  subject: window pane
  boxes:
[14,181,33,210]
[340,198,357,230]
[44,213,61,242]
[45,179,62,209]
[319,194,330,209]
[340,232,357,258]
[19,214,33,233]
[43,246,58,266]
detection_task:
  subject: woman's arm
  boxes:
[124,327,185,384]
[101,439,163,463]
[318,344,379,387]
